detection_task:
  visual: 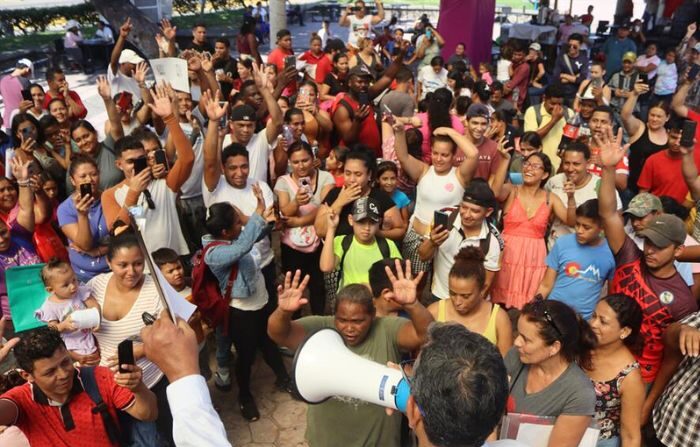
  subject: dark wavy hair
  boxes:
[427,88,454,134]
[599,294,643,355]
[14,326,66,373]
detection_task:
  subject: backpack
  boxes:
[534,102,572,128]
[80,366,122,445]
[191,241,238,332]
[478,220,504,256]
[338,234,390,286]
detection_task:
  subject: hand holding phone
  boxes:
[681,120,697,148]
[79,183,92,199]
[285,55,297,70]
[434,210,449,229]
[154,149,169,173]
[117,339,135,373]
[133,156,148,175]
[21,89,32,102]
[382,105,395,126]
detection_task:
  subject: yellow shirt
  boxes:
[437,300,500,346]
[524,103,566,171]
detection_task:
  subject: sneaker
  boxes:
[239,396,260,421]
[214,368,231,392]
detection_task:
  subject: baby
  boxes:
[35,260,100,365]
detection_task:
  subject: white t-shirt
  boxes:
[107,65,142,100]
[177,121,204,199]
[222,129,272,183]
[635,54,661,80]
[348,14,373,48]
[417,66,448,100]
[202,176,274,268]
[113,179,189,255]
[545,173,622,248]
[432,220,502,299]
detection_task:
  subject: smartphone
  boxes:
[218,101,228,128]
[382,105,395,125]
[154,149,169,172]
[285,55,297,70]
[357,91,370,105]
[21,89,32,101]
[638,72,648,84]
[681,119,697,147]
[434,210,450,229]
[425,29,432,40]
[133,156,148,175]
[79,183,92,199]
[21,127,32,139]
[298,176,312,194]
[283,124,294,142]
[117,339,135,374]
[689,64,700,81]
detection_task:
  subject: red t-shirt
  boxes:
[637,150,689,204]
[587,147,629,177]
[474,138,502,181]
[267,47,297,96]
[331,93,381,156]
[43,90,87,119]
[315,55,333,84]
[505,61,530,109]
[299,50,325,65]
[0,366,135,447]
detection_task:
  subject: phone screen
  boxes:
[434,210,449,229]
[21,89,32,101]
[80,183,92,198]
[133,156,148,175]
[154,149,169,171]
[681,120,697,147]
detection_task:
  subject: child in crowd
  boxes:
[376,161,412,223]
[536,199,616,319]
[320,197,402,289]
[479,62,494,85]
[35,259,100,365]
[325,145,348,187]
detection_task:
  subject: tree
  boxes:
[89,0,159,58]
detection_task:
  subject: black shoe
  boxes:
[239,396,260,421]
[275,376,294,394]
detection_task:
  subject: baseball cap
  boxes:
[466,103,490,120]
[624,193,663,217]
[693,43,700,53]
[462,179,496,209]
[118,49,145,65]
[619,20,631,29]
[529,42,542,52]
[622,51,637,63]
[352,197,381,223]
[638,214,687,248]
[229,105,256,122]
[348,65,374,79]
[581,87,596,101]
[16,58,33,73]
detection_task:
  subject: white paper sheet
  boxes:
[150,255,197,322]
[150,57,190,93]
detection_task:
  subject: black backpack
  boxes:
[80,366,123,445]
[338,234,391,285]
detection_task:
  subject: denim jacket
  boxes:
[202,213,268,300]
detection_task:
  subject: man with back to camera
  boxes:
[268,262,433,447]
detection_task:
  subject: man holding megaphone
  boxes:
[267,260,433,447]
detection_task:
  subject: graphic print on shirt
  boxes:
[564,261,604,284]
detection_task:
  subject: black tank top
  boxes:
[628,127,667,193]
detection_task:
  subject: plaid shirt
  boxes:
[652,311,700,446]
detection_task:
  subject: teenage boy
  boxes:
[597,128,698,384]
[320,197,402,289]
[418,179,502,301]
[536,199,616,319]
[368,259,405,317]
[637,122,690,205]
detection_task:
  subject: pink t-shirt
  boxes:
[416,112,465,164]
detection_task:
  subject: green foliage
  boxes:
[173,0,246,15]
[0,3,99,36]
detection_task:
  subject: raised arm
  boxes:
[61,194,97,252]
[681,144,700,200]
[621,82,647,141]
[110,18,132,75]
[392,122,426,181]
[11,158,35,233]
[201,90,227,192]
[489,137,512,199]
[371,0,385,25]
[433,126,479,187]
[319,210,340,272]
[386,260,433,351]
[267,270,312,350]
[156,18,177,57]
[339,5,352,26]
[671,77,691,118]
[252,63,283,144]
[96,75,124,141]
[551,187,577,227]
[596,128,630,254]
[369,42,407,98]
[133,62,152,124]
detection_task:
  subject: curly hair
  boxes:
[14,326,66,373]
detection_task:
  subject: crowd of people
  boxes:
[0,1,699,446]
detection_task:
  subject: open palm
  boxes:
[385,259,424,306]
[148,83,173,117]
[277,270,310,312]
[202,90,227,121]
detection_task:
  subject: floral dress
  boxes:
[591,362,639,440]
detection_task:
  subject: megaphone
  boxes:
[292,328,411,411]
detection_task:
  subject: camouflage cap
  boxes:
[624,193,662,218]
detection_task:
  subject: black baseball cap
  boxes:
[348,65,374,79]
[352,197,381,222]
[462,179,497,209]
[466,103,490,120]
[229,105,256,122]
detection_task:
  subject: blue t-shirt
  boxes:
[391,189,411,209]
[57,197,110,282]
[547,234,615,319]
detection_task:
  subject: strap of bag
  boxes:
[80,367,122,445]
[376,236,390,259]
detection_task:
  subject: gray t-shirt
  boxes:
[379,91,415,118]
[65,134,123,195]
[505,347,595,417]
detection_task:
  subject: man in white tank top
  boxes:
[339,0,385,49]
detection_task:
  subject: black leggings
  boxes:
[281,243,327,315]
[223,302,289,398]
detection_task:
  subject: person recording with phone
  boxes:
[101,84,194,256]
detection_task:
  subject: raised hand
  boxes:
[119,18,133,38]
[595,127,628,168]
[633,80,649,95]
[496,135,512,160]
[432,127,454,137]
[10,154,32,181]
[687,22,697,38]
[73,190,95,215]
[428,224,450,247]
[134,62,149,84]
[201,89,228,121]
[384,259,424,306]
[147,83,174,118]
[96,75,112,100]
[17,134,36,154]
[187,55,202,73]
[277,270,311,313]
[252,183,265,215]
[160,18,177,41]
[127,167,152,192]
[0,317,19,364]
[326,208,340,229]
[252,62,271,91]
[200,52,213,72]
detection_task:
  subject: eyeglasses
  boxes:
[522,161,544,170]
[399,359,425,416]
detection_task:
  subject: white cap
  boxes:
[16,58,33,73]
[529,42,542,52]
[581,87,596,101]
[65,19,80,30]
[118,49,144,65]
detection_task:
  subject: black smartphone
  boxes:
[358,92,370,105]
[117,339,135,373]
[681,120,697,147]
[218,101,228,128]
[285,55,296,70]
[21,127,32,139]
[154,149,169,172]
[79,183,92,199]
[133,156,148,175]
[638,72,648,84]
[21,89,32,101]
[689,64,700,81]
[434,210,449,229]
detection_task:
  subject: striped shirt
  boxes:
[88,273,164,388]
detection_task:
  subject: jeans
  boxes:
[118,376,173,446]
[596,436,619,447]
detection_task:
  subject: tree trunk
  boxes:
[269,0,287,45]
[89,0,160,58]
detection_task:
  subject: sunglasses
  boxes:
[534,297,563,339]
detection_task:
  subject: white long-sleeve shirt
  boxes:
[167,375,231,447]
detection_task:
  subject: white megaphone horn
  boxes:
[292,328,411,411]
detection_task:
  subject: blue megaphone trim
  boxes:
[394,378,411,412]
